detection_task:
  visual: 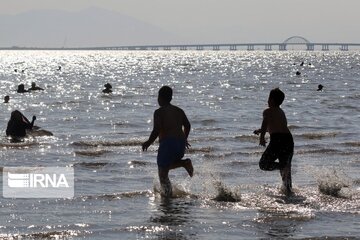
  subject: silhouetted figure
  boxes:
[142,86,193,197]
[254,88,294,196]
[57,66,62,71]
[17,84,29,93]
[21,69,25,73]
[6,110,36,139]
[317,84,323,91]
[300,61,304,66]
[14,69,18,73]
[29,82,44,91]
[4,95,10,103]
[308,63,312,66]
[296,71,301,76]
[102,83,112,93]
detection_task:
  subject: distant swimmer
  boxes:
[296,71,301,76]
[317,84,323,91]
[4,95,10,103]
[17,84,29,93]
[6,110,36,139]
[254,88,294,196]
[14,69,18,73]
[29,82,44,91]
[300,61,304,66]
[142,86,193,197]
[57,66,62,71]
[102,83,113,93]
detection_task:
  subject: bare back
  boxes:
[155,104,190,140]
[263,107,290,134]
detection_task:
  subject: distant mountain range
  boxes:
[0,7,179,48]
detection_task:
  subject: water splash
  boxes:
[212,180,241,202]
[314,167,351,198]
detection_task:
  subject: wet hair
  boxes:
[11,110,23,121]
[104,83,112,89]
[158,86,172,103]
[18,84,25,91]
[269,88,285,106]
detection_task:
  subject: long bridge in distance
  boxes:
[107,36,360,51]
[3,36,360,51]
[101,36,360,51]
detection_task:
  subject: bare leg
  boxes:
[169,158,193,177]
[158,167,172,197]
[280,161,292,196]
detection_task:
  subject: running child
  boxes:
[142,86,193,197]
[254,88,294,195]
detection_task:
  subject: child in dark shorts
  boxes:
[142,86,193,197]
[254,88,294,195]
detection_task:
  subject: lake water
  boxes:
[0,50,359,239]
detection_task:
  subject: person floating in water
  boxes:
[317,84,323,91]
[17,84,29,93]
[4,95,10,103]
[142,86,193,197]
[296,71,301,76]
[6,110,36,140]
[57,66,62,71]
[102,83,112,93]
[29,82,44,91]
[254,88,294,195]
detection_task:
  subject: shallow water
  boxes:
[0,50,359,239]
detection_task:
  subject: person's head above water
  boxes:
[104,83,112,89]
[268,88,285,107]
[158,86,173,106]
[4,95,9,103]
[17,84,27,92]
[10,110,23,122]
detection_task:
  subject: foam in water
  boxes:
[313,167,352,198]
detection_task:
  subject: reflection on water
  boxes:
[0,51,359,239]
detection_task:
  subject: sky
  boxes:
[1,0,360,46]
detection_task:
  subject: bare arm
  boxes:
[142,111,160,151]
[259,110,268,146]
[183,112,191,148]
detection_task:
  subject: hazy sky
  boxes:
[2,0,360,44]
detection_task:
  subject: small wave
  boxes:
[288,125,302,130]
[75,149,109,157]
[297,132,339,140]
[72,139,143,147]
[187,147,214,153]
[234,134,258,142]
[0,229,87,239]
[343,141,360,147]
[296,148,344,155]
[28,129,54,137]
[0,140,38,148]
[77,190,152,201]
[74,162,109,169]
[199,119,217,126]
[128,160,151,166]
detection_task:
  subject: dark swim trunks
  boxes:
[259,133,294,171]
[157,138,185,168]
[259,133,294,194]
